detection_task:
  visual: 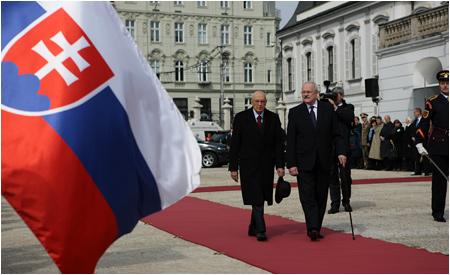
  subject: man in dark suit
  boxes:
[415,70,449,223]
[411,108,431,175]
[326,86,355,214]
[402,117,415,171]
[229,91,285,241]
[287,82,347,241]
[380,115,394,170]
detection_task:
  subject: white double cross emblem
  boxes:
[32,31,90,86]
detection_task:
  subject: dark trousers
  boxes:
[329,157,352,209]
[405,156,414,171]
[392,157,403,170]
[297,155,330,233]
[384,158,393,170]
[431,154,449,218]
[362,145,369,167]
[249,204,265,234]
[414,151,431,174]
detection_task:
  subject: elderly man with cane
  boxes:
[287,82,348,241]
[415,70,449,223]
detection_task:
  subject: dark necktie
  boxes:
[310,106,317,128]
[257,115,262,129]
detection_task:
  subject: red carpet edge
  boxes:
[192,176,432,193]
[142,196,448,274]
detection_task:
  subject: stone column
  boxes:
[222,98,233,130]
[193,96,203,120]
[275,98,286,130]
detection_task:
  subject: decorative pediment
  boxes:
[301,37,313,46]
[197,50,210,61]
[242,52,257,64]
[322,29,335,39]
[149,49,165,60]
[282,43,293,52]
[345,22,360,32]
[412,3,431,14]
[173,49,188,61]
[372,12,389,25]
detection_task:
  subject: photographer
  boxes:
[325,87,355,214]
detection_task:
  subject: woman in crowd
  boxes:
[391,119,404,171]
[368,116,384,170]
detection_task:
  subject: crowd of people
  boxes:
[349,110,430,176]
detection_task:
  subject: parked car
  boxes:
[209,130,232,145]
[196,137,229,168]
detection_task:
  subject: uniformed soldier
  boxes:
[360,113,370,169]
[415,70,449,222]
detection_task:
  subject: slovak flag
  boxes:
[1,2,201,273]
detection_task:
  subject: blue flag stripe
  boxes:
[43,87,162,238]
[1,1,46,50]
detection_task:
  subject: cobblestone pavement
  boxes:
[2,167,448,273]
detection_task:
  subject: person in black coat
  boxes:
[390,119,404,171]
[325,86,355,214]
[287,82,347,241]
[229,91,285,241]
[402,117,414,171]
[380,115,394,170]
[411,108,431,175]
[415,70,449,223]
[350,116,364,169]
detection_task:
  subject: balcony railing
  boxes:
[379,4,448,49]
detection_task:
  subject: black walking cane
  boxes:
[341,166,355,240]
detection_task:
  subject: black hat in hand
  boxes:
[275,176,291,204]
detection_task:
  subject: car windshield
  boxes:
[209,134,225,142]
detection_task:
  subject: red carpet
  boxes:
[142,196,448,274]
[192,176,432,193]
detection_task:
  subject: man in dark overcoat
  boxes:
[229,91,285,241]
[411,108,431,175]
[380,115,394,170]
[402,117,415,171]
[415,70,449,223]
[287,82,347,241]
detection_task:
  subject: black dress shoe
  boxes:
[344,204,352,212]
[308,230,319,241]
[248,229,256,237]
[256,233,267,241]
[328,207,339,214]
[434,217,446,222]
[307,231,323,239]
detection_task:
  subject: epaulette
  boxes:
[427,94,439,101]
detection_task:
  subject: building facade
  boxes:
[113,1,282,125]
[277,1,448,123]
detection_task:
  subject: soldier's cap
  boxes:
[436,70,449,81]
[360,113,368,118]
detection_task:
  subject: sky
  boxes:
[276,1,299,29]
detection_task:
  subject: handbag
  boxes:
[388,144,397,160]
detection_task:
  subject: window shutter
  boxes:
[311,51,315,83]
[372,34,378,77]
[302,55,306,85]
[322,49,326,83]
[283,59,287,91]
[291,58,295,91]
[333,46,338,83]
[355,37,361,79]
[345,42,349,80]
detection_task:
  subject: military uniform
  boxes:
[415,70,449,222]
[360,113,370,168]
